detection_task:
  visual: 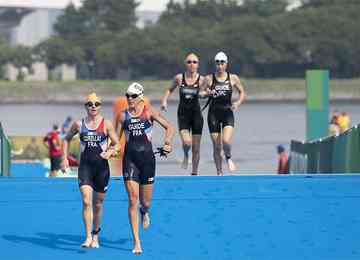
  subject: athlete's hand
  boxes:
[163,143,172,153]
[61,158,69,173]
[231,101,240,111]
[100,150,112,160]
[160,102,168,112]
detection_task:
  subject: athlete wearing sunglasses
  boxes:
[118,82,175,254]
[202,51,245,175]
[161,53,206,175]
[61,93,119,249]
[85,101,102,108]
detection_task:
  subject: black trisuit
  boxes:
[207,72,235,133]
[177,73,204,135]
[122,106,156,185]
[78,118,110,193]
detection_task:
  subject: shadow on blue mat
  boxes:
[3,233,130,252]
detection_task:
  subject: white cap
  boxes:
[127,82,144,96]
[214,51,228,63]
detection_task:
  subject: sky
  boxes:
[138,0,170,11]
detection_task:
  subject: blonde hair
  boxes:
[85,92,101,104]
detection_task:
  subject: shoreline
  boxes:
[1,94,360,105]
[1,78,360,104]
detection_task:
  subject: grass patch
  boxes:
[1,78,360,100]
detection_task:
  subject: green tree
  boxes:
[34,36,84,70]
[8,45,33,81]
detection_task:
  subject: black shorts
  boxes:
[177,106,203,135]
[78,159,110,193]
[123,150,155,185]
[50,155,62,171]
[207,106,234,133]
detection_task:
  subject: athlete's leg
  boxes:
[179,129,192,169]
[125,180,142,254]
[210,132,223,175]
[139,184,153,229]
[90,191,105,248]
[191,134,201,175]
[223,126,236,172]
[80,185,93,247]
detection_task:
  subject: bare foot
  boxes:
[226,158,237,172]
[141,212,150,230]
[217,171,224,176]
[181,156,189,169]
[90,237,100,248]
[81,237,92,248]
[132,241,142,254]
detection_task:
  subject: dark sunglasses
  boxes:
[126,93,139,99]
[186,60,198,64]
[215,60,227,65]
[85,102,101,108]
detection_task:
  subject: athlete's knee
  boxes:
[222,142,232,159]
[213,142,222,153]
[82,197,91,209]
[192,144,200,155]
[141,201,151,211]
[128,191,139,208]
[223,140,231,149]
[94,197,104,210]
[183,142,191,150]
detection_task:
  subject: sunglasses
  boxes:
[126,93,139,99]
[85,102,101,108]
[215,60,227,65]
[186,60,198,64]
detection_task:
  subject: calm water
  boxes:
[1,102,360,174]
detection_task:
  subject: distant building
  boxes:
[0,0,162,81]
[0,1,81,81]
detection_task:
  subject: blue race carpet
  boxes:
[1,175,359,260]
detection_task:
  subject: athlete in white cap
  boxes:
[202,51,245,175]
[117,83,175,254]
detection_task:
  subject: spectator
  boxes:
[337,111,350,133]
[23,137,41,160]
[61,116,73,139]
[43,124,62,177]
[277,145,289,174]
[329,114,340,136]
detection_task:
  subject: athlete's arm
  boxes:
[150,107,175,153]
[231,74,246,110]
[101,120,120,160]
[161,74,181,111]
[61,121,79,170]
[113,110,123,134]
[199,74,213,98]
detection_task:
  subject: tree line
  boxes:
[1,0,360,79]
